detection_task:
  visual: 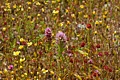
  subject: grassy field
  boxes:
[0,0,120,80]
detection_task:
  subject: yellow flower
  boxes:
[18,45,24,50]
[21,8,24,11]
[84,14,88,18]
[2,27,7,31]
[42,68,48,74]
[94,31,97,35]
[20,58,25,63]
[4,68,8,73]
[21,74,24,77]
[67,21,70,24]
[93,11,96,15]
[42,8,44,12]
[28,16,31,19]
[59,22,63,27]
[13,51,20,56]
[114,31,117,34]
[99,21,102,24]
[19,5,22,8]
[24,73,27,76]
[65,9,69,13]
[28,7,31,10]
[12,17,15,20]
[0,71,2,74]
[57,0,60,2]
[20,66,23,69]
[106,25,110,29]
[20,38,25,42]
[27,42,32,46]
[34,43,37,46]
[58,77,61,80]
[27,2,31,5]
[13,4,17,9]
[80,5,84,9]
[103,15,106,18]
[71,14,75,18]
[52,1,56,4]
[50,70,54,74]
[36,2,41,5]
[95,21,99,25]
[37,13,41,17]
[52,10,59,14]
[104,11,108,15]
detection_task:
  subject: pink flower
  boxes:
[45,27,52,40]
[8,65,13,70]
[56,31,67,43]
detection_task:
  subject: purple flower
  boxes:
[56,31,67,43]
[88,59,93,64]
[45,27,52,40]
[8,65,13,70]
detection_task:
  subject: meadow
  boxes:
[0,0,120,80]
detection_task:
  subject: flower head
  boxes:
[56,31,67,43]
[8,65,13,70]
[13,51,20,56]
[45,27,52,38]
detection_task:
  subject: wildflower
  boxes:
[2,27,7,31]
[80,5,84,9]
[36,2,41,5]
[42,68,48,74]
[20,66,23,69]
[4,68,8,73]
[67,21,70,24]
[98,52,103,57]
[42,8,44,12]
[27,42,32,46]
[93,11,96,15]
[104,51,109,56]
[20,38,25,42]
[71,14,75,18]
[94,31,97,35]
[106,25,110,30]
[92,70,100,77]
[37,13,40,17]
[84,14,88,18]
[53,10,59,14]
[24,73,27,76]
[88,59,93,64]
[18,45,24,50]
[96,44,100,48]
[50,70,54,74]
[27,2,31,5]
[28,7,31,10]
[56,31,67,43]
[95,21,99,25]
[8,65,14,70]
[13,51,20,56]
[77,24,86,29]
[45,27,52,41]
[86,24,92,29]
[58,77,61,80]
[80,42,86,47]
[65,9,69,13]
[13,4,16,9]
[21,7,24,11]
[59,22,64,27]
[20,58,25,63]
